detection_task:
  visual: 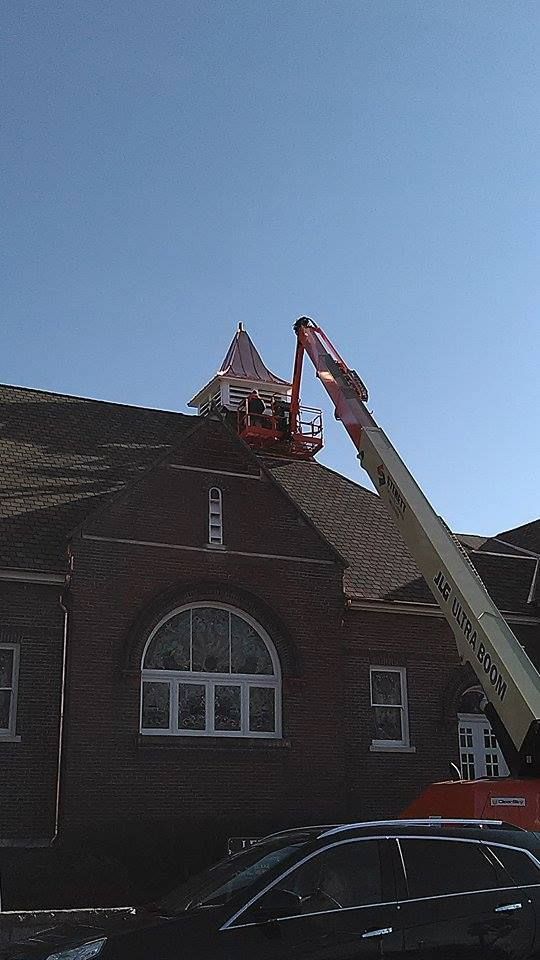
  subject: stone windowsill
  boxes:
[369,743,416,754]
[136,734,291,753]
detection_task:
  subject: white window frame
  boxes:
[208,487,223,546]
[0,643,20,740]
[140,603,281,739]
[369,666,410,749]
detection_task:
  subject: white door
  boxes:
[458,713,509,779]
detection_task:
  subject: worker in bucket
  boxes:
[246,389,267,427]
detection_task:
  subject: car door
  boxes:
[393,836,535,960]
[221,837,402,958]
[486,843,539,958]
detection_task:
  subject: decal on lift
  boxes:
[377,465,406,518]
[490,797,526,807]
[433,570,508,703]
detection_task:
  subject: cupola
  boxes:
[189,322,323,460]
[188,323,291,415]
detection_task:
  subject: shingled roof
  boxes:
[264,457,539,615]
[0,384,194,572]
[263,457,419,601]
[0,382,537,615]
[482,520,540,557]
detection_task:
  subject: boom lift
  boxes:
[291,317,540,829]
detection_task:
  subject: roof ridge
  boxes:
[495,519,540,538]
[0,381,196,419]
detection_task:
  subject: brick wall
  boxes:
[0,581,64,840]
[341,608,462,820]
[2,419,538,908]
[40,426,347,904]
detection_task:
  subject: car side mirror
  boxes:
[254,887,301,921]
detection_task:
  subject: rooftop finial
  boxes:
[238,322,244,332]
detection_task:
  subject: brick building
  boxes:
[1,326,539,909]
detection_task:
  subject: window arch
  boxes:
[140,603,281,738]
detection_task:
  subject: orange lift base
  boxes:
[400,778,540,831]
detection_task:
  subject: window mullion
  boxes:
[241,682,248,736]
[207,680,214,735]
[171,679,178,734]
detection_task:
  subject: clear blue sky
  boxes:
[2,1,539,535]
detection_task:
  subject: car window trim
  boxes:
[394,835,540,902]
[396,883,524,906]
[221,836,392,931]
[223,897,400,930]
[487,842,540,882]
[488,841,540,870]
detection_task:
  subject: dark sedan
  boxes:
[4,818,540,959]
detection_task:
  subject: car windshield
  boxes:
[153,832,315,913]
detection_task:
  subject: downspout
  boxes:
[0,559,71,909]
[51,552,73,845]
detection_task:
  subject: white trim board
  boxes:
[81,534,336,566]
[169,464,262,480]
[347,598,540,624]
[0,569,64,584]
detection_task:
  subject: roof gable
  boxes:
[78,415,344,566]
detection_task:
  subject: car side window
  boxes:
[400,839,502,899]
[251,840,383,918]
[489,845,540,886]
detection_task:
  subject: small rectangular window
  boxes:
[178,682,206,731]
[141,680,171,730]
[249,686,275,733]
[214,684,241,732]
[208,488,223,545]
[0,644,20,738]
[370,666,409,747]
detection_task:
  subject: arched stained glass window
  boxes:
[140,604,281,738]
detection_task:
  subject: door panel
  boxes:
[222,904,402,958]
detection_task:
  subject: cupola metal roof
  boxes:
[189,324,291,408]
[217,323,290,385]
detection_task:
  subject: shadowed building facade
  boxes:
[1,327,539,908]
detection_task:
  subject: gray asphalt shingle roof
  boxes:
[0,384,194,571]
